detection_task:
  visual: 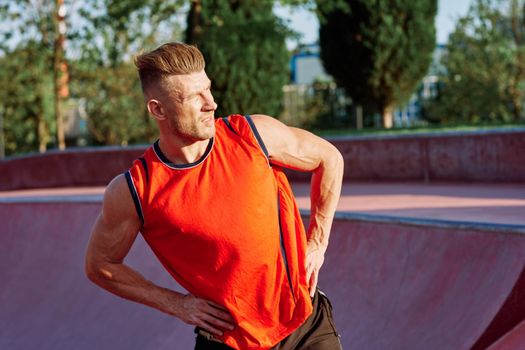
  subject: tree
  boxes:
[0,0,69,153]
[71,0,185,146]
[185,0,290,117]
[424,0,525,124]
[0,43,55,156]
[318,0,437,128]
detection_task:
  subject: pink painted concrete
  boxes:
[1,193,525,349]
[291,129,525,183]
[0,146,144,191]
[473,267,525,350]
[0,202,194,350]
[292,182,525,226]
[313,219,525,350]
[487,319,525,350]
[2,182,525,226]
[1,129,524,191]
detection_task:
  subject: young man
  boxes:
[85,42,344,350]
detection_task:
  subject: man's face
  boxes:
[157,70,217,142]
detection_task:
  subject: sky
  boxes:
[275,0,473,48]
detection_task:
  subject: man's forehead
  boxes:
[164,71,210,95]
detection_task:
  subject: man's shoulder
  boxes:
[104,174,129,201]
[101,173,142,226]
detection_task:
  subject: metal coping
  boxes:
[299,209,525,235]
[1,196,523,234]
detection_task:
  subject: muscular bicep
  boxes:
[86,174,142,269]
[251,114,340,171]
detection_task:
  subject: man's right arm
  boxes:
[84,174,235,336]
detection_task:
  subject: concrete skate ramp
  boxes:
[1,201,525,350]
[487,319,525,350]
[314,214,525,350]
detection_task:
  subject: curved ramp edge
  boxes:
[1,201,524,349]
[486,318,525,350]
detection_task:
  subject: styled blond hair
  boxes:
[134,42,205,93]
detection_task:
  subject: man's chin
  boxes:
[197,127,215,141]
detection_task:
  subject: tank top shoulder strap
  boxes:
[124,147,153,226]
[219,114,270,165]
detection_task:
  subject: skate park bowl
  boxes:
[1,129,525,349]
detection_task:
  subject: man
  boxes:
[85,42,344,350]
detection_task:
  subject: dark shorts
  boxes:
[194,289,342,350]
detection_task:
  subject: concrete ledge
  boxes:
[0,146,146,191]
[288,129,525,182]
[1,128,524,190]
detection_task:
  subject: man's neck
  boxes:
[157,133,211,165]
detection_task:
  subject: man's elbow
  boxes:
[327,145,344,173]
[334,147,344,169]
[84,254,106,285]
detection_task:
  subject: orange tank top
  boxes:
[126,114,312,350]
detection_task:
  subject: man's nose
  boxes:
[203,92,217,111]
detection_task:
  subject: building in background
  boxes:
[284,43,446,129]
[290,44,331,84]
[282,43,349,128]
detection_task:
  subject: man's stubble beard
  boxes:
[167,115,215,143]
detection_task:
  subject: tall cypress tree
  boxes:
[186,0,289,117]
[318,0,437,128]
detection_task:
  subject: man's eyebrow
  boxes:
[184,81,212,99]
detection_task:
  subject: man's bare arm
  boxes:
[84,174,234,335]
[251,115,344,296]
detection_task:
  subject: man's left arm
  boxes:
[251,114,344,297]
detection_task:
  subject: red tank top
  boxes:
[126,115,312,349]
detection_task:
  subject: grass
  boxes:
[312,123,525,137]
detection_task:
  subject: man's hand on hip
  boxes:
[175,294,235,336]
[305,240,327,297]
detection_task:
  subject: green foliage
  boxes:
[0,0,186,153]
[75,0,185,67]
[302,82,350,129]
[424,0,525,124]
[0,43,55,155]
[318,0,437,127]
[70,0,185,146]
[70,61,155,146]
[0,0,58,155]
[0,0,57,55]
[186,0,290,117]
[0,0,349,155]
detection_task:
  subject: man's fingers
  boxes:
[182,295,235,334]
[305,261,313,281]
[205,301,235,323]
[309,269,318,297]
[308,271,314,296]
[201,312,235,331]
[305,262,313,294]
[206,300,230,312]
[197,300,235,330]
[204,306,235,329]
[198,320,224,336]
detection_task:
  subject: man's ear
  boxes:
[147,99,166,121]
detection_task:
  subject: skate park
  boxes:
[1,128,524,350]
